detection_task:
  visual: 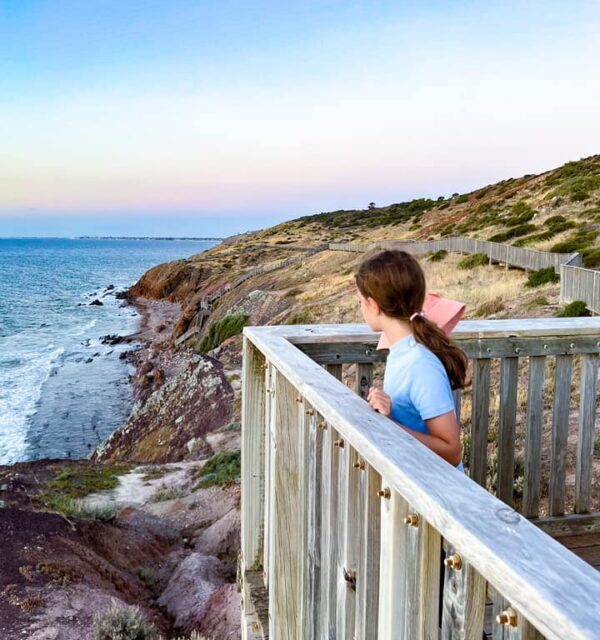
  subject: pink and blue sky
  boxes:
[1,0,599,237]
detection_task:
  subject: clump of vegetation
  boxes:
[550,228,599,254]
[39,464,131,515]
[545,157,600,203]
[474,298,504,318]
[94,601,158,640]
[525,295,549,309]
[455,194,469,204]
[489,223,536,243]
[195,450,241,490]
[68,500,118,522]
[429,250,448,262]
[284,287,303,298]
[136,465,173,480]
[525,267,560,288]
[150,486,186,503]
[503,200,535,226]
[458,253,488,270]
[199,312,248,352]
[555,301,590,317]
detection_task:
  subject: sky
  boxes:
[1,0,599,237]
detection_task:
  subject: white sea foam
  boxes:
[0,338,65,464]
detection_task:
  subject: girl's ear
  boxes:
[367,296,381,316]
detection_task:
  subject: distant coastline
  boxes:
[77,236,224,241]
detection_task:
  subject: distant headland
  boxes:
[76,235,224,241]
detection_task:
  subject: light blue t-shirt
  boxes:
[383,333,464,471]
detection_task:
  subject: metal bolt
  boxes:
[263,363,269,369]
[333,439,345,448]
[496,607,517,627]
[570,342,576,349]
[317,421,327,430]
[378,487,391,499]
[306,408,315,416]
[353,460,365,471]
[444,553,462,571]
[543,344,548,350]
[404,513,420,527]
[295,396,303,403]
[514,347,520,354]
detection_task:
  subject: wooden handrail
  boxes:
[241,319,600,639]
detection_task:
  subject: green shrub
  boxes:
[67,500,118,522]
[39,464,132,515]
[430,250,448,262]
[195,450,241,490]
[555,301,590,317]
[199,312,248,352]
[489,223,536,243]
[582,247,600,268]
[94,601,158,640]
[455,194,469,204]
[550,229,599,254]
[458,253,488,270]
[525,267,560,288]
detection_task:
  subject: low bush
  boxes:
[489,223,536,243]
[199,312,248,352]
[555,301,590,317]
[150,486,186,503]
[429,250,448,262]
[525,267,560,288]
[94,601,158,640]
[195,450,241,490]
[458,253,488,270]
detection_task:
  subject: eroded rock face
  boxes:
[94,353,233,463]
[157,552,232,630]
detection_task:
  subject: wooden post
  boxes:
[497,358,518,506]
[470,359,491,487]
[523,357,546,518]
[418,521,441,640]
[575,354,599,513]
[270,371,302,639]
[241,338,266,572]
[441,545,486,639]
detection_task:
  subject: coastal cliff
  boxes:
[1,154,599,638]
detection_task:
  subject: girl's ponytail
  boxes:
[356,249,469,390]
[409,314,468,390]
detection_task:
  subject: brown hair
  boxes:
[355,249,469,390]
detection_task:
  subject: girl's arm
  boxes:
[368,388,462,466]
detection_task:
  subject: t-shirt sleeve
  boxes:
[408,359,456,421]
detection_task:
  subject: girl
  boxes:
[355,249,468,469]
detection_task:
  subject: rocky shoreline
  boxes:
[0,272,243,638]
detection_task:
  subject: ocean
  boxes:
[0,237,218,465]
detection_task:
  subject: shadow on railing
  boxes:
[240,319,600,640]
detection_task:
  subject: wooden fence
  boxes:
[561,264,600,314]
[241,319,600,639]
[329,237,581,272]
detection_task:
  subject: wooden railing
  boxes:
[240,319,600,639]
[561,264,600,314]
[329,237,581,272]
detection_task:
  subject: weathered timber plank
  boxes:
[356,463,381,640]
[319,422,340,638]
[417,520,441,640]
[470,359,491,487]
[241,339,266,573]
[298,400,312,638]
[523,357,546,518]
[264,363,275,586]
[299,336,600,364]
[326,363,343,380]
[575,354,599,513]
[549,355,573,516]
[243,570,269,640]
[337,444,359,638]
[403,504,422,639]
[497,358,519,506]
[441,545,486,640]
[377,489,409,639]
[271,372,301,639]
[531,512,600,537]
[355,362,373,401]
[306,410,324,638]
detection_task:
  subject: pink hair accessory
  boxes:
[377,293,466,350]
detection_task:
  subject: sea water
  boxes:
[0,237,217,464]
